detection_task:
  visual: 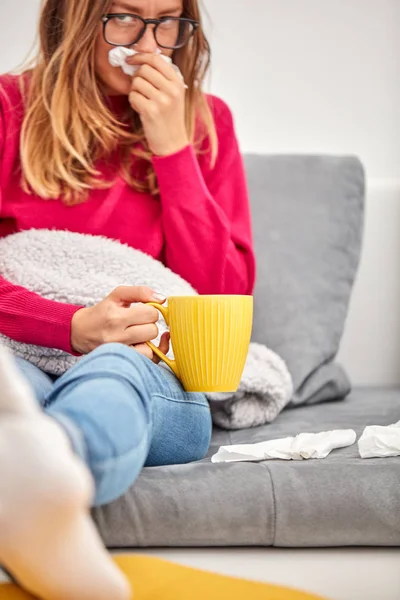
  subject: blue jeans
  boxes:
[15,344,212,507]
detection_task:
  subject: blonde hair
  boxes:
[19,0,217,204]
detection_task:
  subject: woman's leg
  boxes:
[145,364,212,467]
[0,346,129,600]
[43,343,212,507]
[14,356,54,406]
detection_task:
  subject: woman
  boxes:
[0,0,255,596]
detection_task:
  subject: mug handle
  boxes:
[145,302,180,379]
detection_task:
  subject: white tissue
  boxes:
[108,47,187,87]
[358,420,400,458]
[211,429,357,463]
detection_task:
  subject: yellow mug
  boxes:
[146,295,253,393]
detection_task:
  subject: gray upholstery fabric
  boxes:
[94,388,400,547]
[246,155,365,405]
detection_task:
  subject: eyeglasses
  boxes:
[101,14,199,50]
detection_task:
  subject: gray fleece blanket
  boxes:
[0,230,293,429]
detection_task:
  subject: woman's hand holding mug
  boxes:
[71,286,169,362]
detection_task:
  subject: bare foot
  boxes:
[0,346,130,600]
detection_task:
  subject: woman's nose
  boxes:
[134,25,159,53]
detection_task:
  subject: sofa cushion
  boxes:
[246,155,365,405]
[93,388,400,548]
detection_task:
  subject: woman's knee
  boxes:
[86,343,142,363]
[74,343,153,379]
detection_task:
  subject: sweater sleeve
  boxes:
[0,83,82,354]
[152,97,256,295]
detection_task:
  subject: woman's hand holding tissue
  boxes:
[70,285,169,362]
[127,53,189,156]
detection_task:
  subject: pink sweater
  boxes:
[0,74,255,354]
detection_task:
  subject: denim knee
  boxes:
[85,342,143,364]
[75,343,155,381]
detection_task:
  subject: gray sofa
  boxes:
[93,155,400,548]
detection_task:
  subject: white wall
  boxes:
[0,0,40,73]
[1,0,399,385]
[203,0,399,179]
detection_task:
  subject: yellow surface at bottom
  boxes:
[0,555,326,600]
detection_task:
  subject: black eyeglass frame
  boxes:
[101,14,200,50]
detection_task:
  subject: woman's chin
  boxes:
[100,71,132,96]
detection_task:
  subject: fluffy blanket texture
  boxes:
[0,230,293,429]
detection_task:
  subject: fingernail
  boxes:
[152,292,166,302]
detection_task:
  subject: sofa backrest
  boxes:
[244,155,365,402]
